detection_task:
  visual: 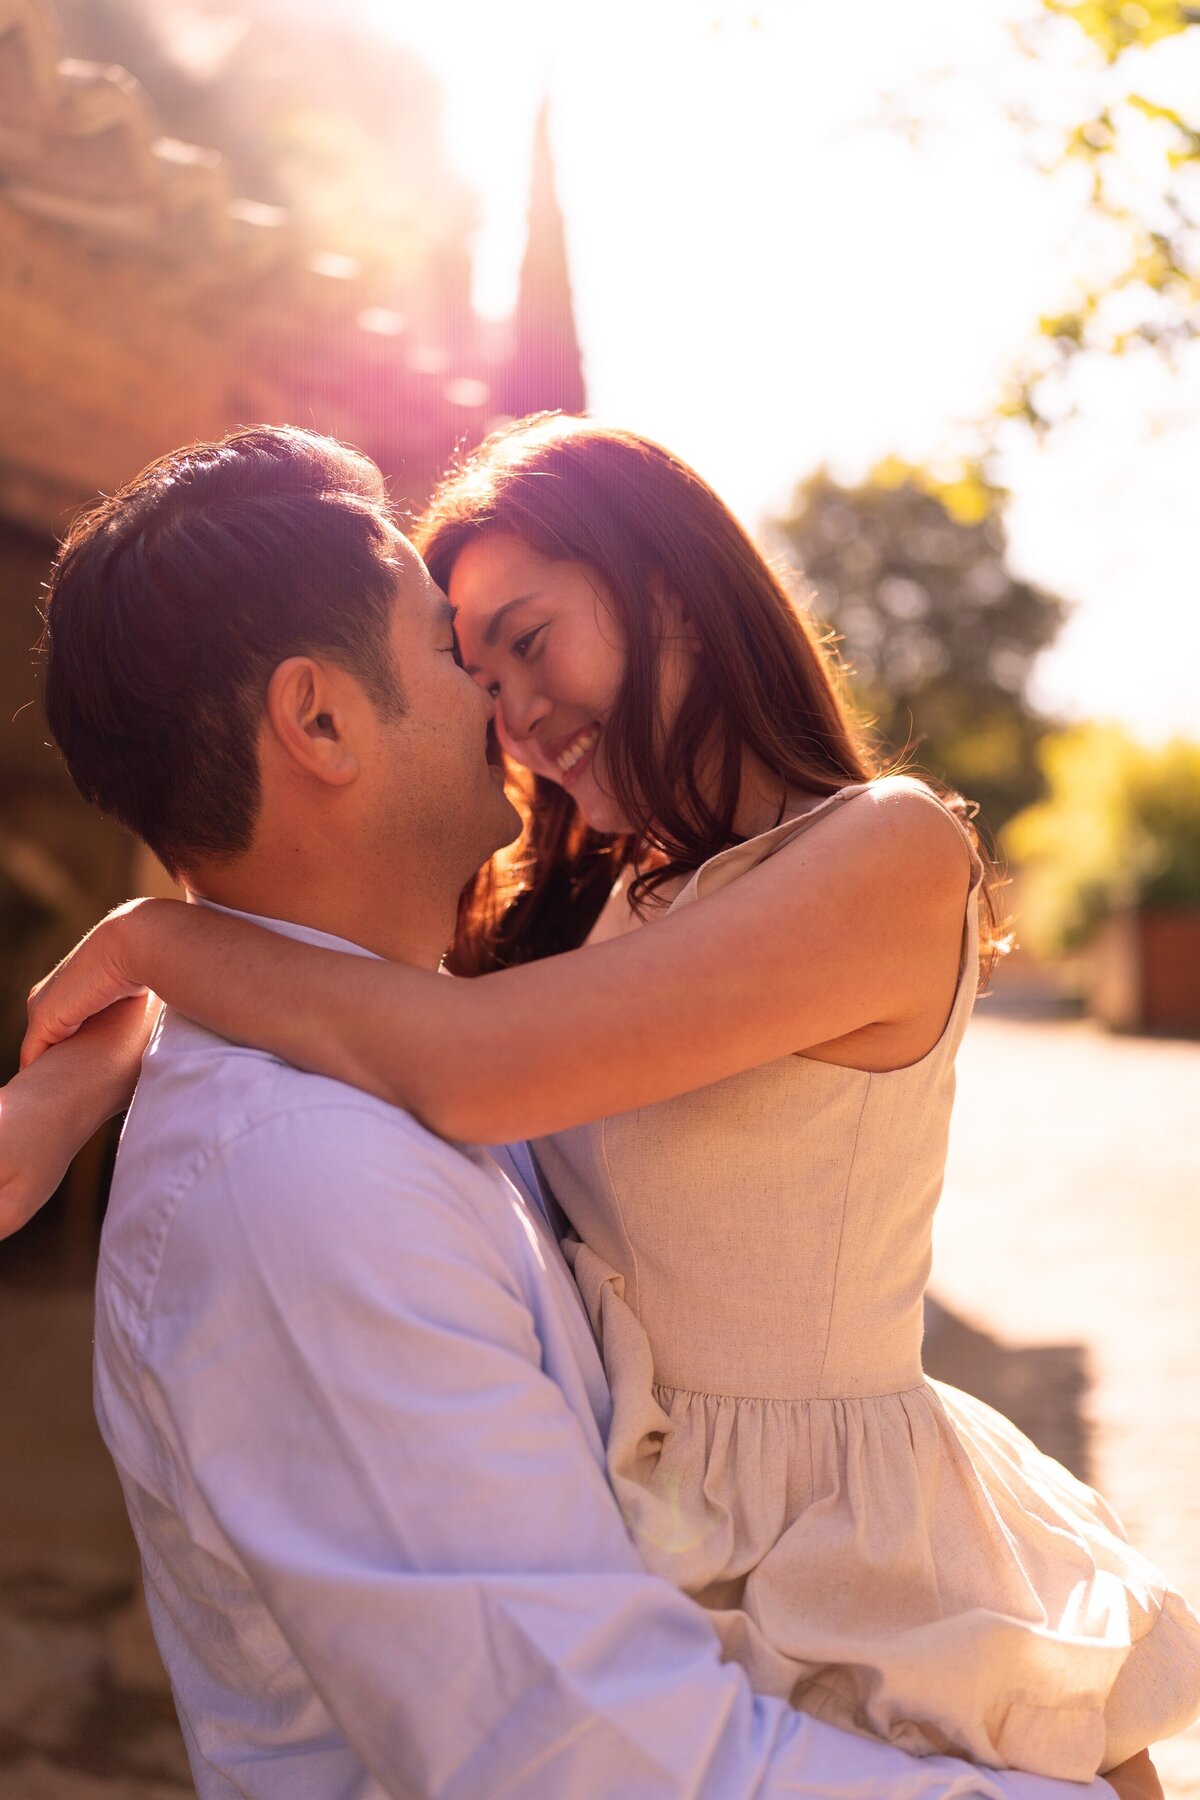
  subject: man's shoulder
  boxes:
[128,1003,453,1164]
[94,1009,543,1512]
[104,1007,520,1322]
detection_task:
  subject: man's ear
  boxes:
[264,657,360,787]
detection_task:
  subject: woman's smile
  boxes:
[546,722,601,786]
[446,532,631,832]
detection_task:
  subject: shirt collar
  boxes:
[193,897,384,962]
[188,901,569,1249]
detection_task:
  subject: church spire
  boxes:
[503,100,585,419]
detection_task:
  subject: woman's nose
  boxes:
[497,677,551,745]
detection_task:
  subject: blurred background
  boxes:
[0,1,1197,1794]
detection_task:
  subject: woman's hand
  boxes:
[0,1069,76,1240]
[1105,1749,1165,1800]
[22,899,164,1069]
[1,994,158,1239]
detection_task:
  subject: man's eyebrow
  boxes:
[434,597,456,632]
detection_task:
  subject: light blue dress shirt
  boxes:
[93,909,1114,1799]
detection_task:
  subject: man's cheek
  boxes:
[494,712,523,762]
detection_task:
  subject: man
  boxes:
[26,426,1145,1797]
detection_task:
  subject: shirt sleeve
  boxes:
[145,1103,1114,1800]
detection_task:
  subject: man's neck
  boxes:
[186,863,458,971]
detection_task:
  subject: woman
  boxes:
[18,416,1200,1780]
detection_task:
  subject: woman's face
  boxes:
[447,533,634,833]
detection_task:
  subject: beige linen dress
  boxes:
[532,783,1200,1782]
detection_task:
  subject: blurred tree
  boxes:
[1004,725,1200,954]
[771,461,1069,834]
[1006,0,1200,429]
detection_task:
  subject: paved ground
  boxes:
[928,1012,1200,1798]
[0,1010,1196,1796]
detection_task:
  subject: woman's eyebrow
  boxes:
[481,593,540,648]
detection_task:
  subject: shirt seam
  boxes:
[120,1097,446,1362]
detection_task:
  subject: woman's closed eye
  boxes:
[511,624,546,660]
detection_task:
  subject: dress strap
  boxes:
[668,782,873,912]
[671,780,982,915]
[669,780,985,1060]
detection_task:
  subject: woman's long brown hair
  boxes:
[414,414,1003,979]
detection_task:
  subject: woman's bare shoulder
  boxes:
[776,774,972,904]
[801,772,968,845]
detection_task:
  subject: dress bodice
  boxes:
[527,783,1200,1779]
[533,783,979,1402]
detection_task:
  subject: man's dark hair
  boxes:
[42,426,405,878]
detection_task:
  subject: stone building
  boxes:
[0,0,584,1092]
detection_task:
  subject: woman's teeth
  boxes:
[556,726,599,774]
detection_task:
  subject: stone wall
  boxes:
[0,0,546,1089]
[0,0,505,538]
[0,519,131,1074]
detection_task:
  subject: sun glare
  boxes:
[349,0,1199,732]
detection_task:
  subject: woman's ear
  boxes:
[264,657,360,787]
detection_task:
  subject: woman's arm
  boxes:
[1,994,159,1240]
[24,786,969,1145]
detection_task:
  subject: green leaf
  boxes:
[1046,0,1193,61]
[1127,92,1200,157]
[1005,727,1200,952]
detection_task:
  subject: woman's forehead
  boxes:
[447,532,548,607]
